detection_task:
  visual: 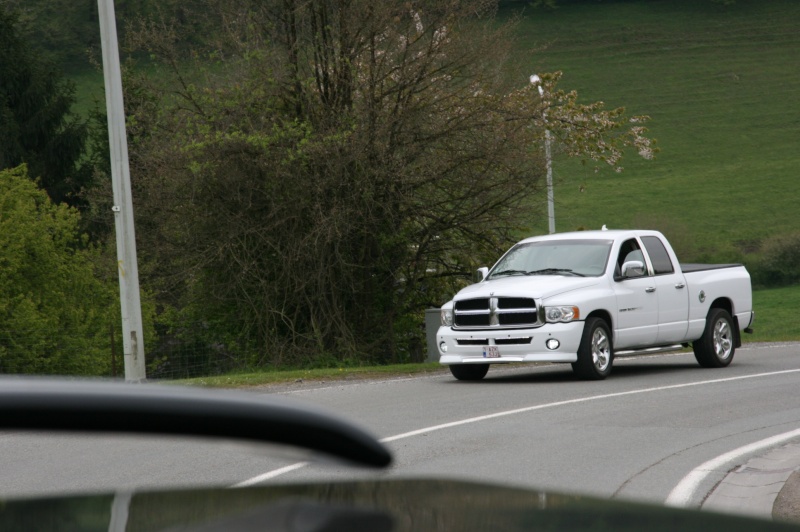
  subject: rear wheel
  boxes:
[693,308,736,368]
[572,317,613,380]
[449,364,489,381]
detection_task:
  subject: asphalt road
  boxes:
[1,342,799,523]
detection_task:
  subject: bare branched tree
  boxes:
[124,0,652,367]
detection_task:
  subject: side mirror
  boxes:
[621,260,645,278]
[476,267,489,282]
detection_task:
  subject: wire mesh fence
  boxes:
[0,324,250,381]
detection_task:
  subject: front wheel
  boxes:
[693,308,736,368]
[449,364,489,381]
[572,317,613,380]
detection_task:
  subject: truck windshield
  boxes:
[489,239,612,279]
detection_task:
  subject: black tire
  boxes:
[449,364,489,381]
[693,308,736,368]
[572,317,613,380]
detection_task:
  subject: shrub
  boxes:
[752,233,800,288]
[0,165,119,375]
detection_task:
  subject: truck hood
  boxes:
[454,276,601,301]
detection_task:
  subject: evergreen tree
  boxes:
[0,4,90,208]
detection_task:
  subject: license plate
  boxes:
[483,346,501,358]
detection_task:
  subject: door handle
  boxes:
[645,287,656,293]
[675,283,686,289]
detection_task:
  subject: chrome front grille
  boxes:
[453,297,541,329]
[455,337,533,346]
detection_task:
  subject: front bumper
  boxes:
[437,321,584,365]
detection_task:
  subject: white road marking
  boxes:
[233,368,800,487]
[665,427,800,508]
[231,462,309,488]
[382,369,800,442]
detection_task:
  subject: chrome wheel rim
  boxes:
[713,318,733,360]
[591,328,611,372]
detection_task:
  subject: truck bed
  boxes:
[681,263,744,274]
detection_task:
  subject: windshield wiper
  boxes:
[491,269,530,277]
[527,268,585,277]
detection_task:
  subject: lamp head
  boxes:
[529,74,544,96]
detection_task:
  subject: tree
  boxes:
[0,4,91,208]
[124,0,653,367]
[4,0,220,66]
[0,165,120,375]
[2,0,98,66]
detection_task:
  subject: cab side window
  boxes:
[641,236,675,275]
[615,239,645,278]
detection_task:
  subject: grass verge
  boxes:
[177,362,445,388]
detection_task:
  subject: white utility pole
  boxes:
[530,75,555,234]
[98,0,147,382]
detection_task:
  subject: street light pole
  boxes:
[530,75,555,234]
[98,0,147,382]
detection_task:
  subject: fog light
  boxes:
[546,338,560,350]
[439,342,448,353]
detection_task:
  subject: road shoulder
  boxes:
[702,442,800,524]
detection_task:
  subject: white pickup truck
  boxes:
[437,229,754,381]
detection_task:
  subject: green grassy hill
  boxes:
[504,0,800,264]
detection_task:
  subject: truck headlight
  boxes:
[545,306,580,323]
[441,308,454,326]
